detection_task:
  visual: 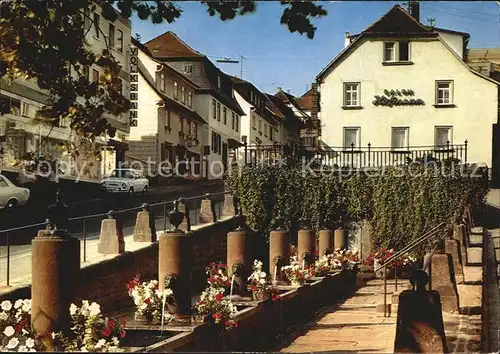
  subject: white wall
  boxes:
[436,31,464,59]
[319,37,498,166]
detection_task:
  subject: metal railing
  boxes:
[0,191,231,287]
[373,222,447,317]
[239,141,468,168]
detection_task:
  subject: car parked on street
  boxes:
[101,168,149,195]
[0,174,30,209]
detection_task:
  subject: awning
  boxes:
[227,138,242,149]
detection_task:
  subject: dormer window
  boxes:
[184,64,192,74]
[384,41,411,63]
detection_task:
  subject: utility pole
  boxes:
[427,17,436,27]
[216,55,245,79]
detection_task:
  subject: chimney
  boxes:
[344,32,351,48]
[410,1,420,21]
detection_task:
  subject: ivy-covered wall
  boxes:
[225,164,488,258]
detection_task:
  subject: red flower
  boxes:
[101,327,111,337]
[251,285,257,292]
[224,320,232,327]
[215,293,224,301]
[212,312,222,321]
[233,321,238,328]
[121,316,127,327]
[108,319,116,329]
[144,298,151,304]
[272,294,281,301]
[120,330,126,339]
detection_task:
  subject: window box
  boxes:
[433,104,456,108]
[382,61,414,66]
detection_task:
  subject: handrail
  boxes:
[373,222,446,273]
[374,221,447,318]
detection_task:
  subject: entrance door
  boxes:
[222,142,228,173]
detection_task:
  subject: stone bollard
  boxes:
[394,270,448,353]
[430,253,459,313]
[222,193,237,217]
[318,229,334,256]
[199,193,216,224]
[158,201,192,320]
[445,238,464,284]
[32,191,80,350]
[227,221,251,299]
[98,210,125,254]
[334,227,348,250]
[298,229,315,269]
[177,198,191,232]
[360,221,373,261]
[269,216,289,284]
[453,223,468,266]
[133,203,157,242]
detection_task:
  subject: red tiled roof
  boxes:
[296,88,314,110]
[144,31,202,59]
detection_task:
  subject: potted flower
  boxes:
[247,260,281,301]
[314,255,331,277]
[335,249,360,270]
[281,256,315,286]
[126,275,174,324]
[365,248,412,279]
[205,262,231,293]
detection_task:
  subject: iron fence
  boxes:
[0,191,230,287]
[239,141,468,168]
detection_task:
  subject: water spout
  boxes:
[302,258,306,270]
[273,264,278,285]
[161,291,167,333]
[229,274,235,300]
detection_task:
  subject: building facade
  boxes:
[0,5,132,181]
[128,40,206,182]
[317,5,499,169]
[143,32,245,179]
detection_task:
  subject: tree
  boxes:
[0,0,327,155]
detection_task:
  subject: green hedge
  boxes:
[225,164,488,258]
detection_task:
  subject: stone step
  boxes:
[463,266,483,285]
[469,233,483,246]
[470,226,484,234]
[466,247,483,265]
[457,284,482,315]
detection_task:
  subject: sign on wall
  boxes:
[129,45,139,127]
[373,89,424,107]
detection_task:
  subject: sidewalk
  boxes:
[280,278,481,353]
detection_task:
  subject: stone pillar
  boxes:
[222,193,237,217]
[133,203,157,242]
[177,198,191,232]
[453,223,468,266]
[430,253,459,313]
[158,202,192,320]
[98,210,125,254]
[199,193,216,224]
[298,229,315,269]
[31,192,80,351]
[227,224,251,298]
[444,239,464,284]
[269,220,289,284]
[394,280,448,352]
[360,221,373,261]
[318,229,334,256]
[334,227,348,250]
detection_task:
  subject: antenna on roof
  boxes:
[134,33,141,42]
[427,17,436,27]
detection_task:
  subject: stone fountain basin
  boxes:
[121,329,193,352]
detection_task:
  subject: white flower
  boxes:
[140,303,147,310]
[69,303,78,316]
[80,346,88,352]
[25,338,35,348]
[1,300,12,311]
[88,302,101,316]
[164,289,173,297]
[112,337,119,346]
[259,279,266,285]
[6,337,19,349]
[18,345,28,352]
[0,312,8,321]
[27,349,36,353]
[22,328,29,335]
[22,300,31,313]
[95,338,106,349]
[14,299,23,309]
[3,326,15,337]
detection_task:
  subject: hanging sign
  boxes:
[129,45,139,127]
[373,89,424,107]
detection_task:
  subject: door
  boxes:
[222,142,228,173]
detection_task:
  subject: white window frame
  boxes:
[158,72,165,92]
[343,83,360,107]
[187,91,193,107]
[212,99,216,119]
[391,127,409,151]
[173,81,178,100]
[217,102,221,121]
[384,41,411,62]
[384,42,395,62]
[181,86,185,103]
[184,64,192,74]
[116,29,123,53]
[343,127,361,149]
[434,126,453,148]
[435,80,453,105]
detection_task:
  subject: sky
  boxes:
[131,1,500,97]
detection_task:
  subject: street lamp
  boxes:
[241,135,248,165]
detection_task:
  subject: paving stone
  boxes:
[466,247,483,265]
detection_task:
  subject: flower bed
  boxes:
[281,256,315,286]
[365,248,416,278]
[247,260,280,301]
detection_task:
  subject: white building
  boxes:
[316,4,499,170]
[127,39,206,182]
[143,32,245,179]
[0,5,132,181]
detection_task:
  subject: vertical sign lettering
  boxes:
[129,45,139,127]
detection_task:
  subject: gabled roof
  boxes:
[275,89,310,119]
[296,88,314,111]
[144,31,202,59]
